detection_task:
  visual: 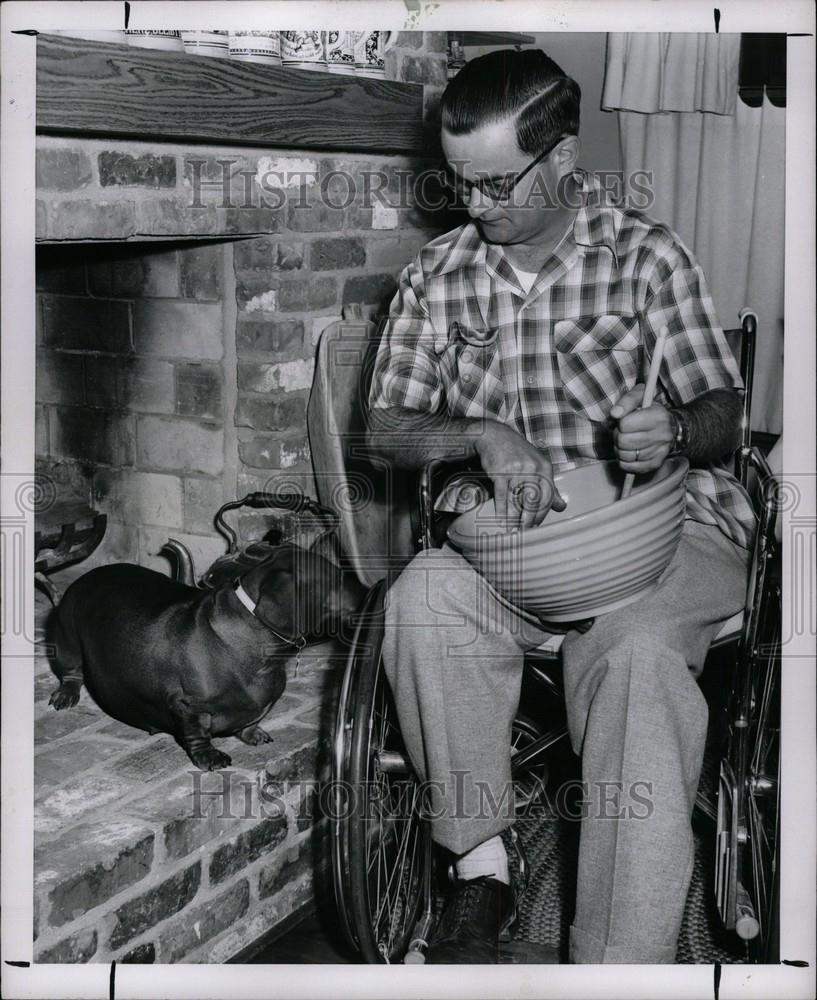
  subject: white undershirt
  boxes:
[506,219,576,296]
[509,263,539,295]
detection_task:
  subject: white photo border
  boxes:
[2,2,814,998]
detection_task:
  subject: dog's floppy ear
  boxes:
[246,545,298,635]
[309,528,343,567]
[251,542,344,640]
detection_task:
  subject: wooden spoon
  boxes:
[619,325,670,500]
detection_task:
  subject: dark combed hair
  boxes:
[440,49,581,155]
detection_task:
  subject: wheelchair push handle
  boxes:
[244,491,336,519]
[214,492,339,552]
[738,308,758,336]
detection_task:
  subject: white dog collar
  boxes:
[233,581,306,673]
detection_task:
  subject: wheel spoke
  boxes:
[363,747,427,956]
[742,631,780,958]
[373,785,421,931]
[386,792,424,945]
[366,687,428,946]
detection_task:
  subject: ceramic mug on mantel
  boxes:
[125,30,183,52]
[228,31,282,65]
[353,30,397,78]
[325,30,356,74]
[180,30,230,58]
[280,31,326,71]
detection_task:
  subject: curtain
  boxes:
[602,33,741,115]
[603,34,784,435]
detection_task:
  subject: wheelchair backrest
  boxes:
[307,319,417,587]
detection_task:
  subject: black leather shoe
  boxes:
[426,875,516,964]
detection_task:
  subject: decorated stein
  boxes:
[325,30,356,75]
[353,30,397,78]
[180,31,230,58]
[280,30,326,71]
[125,30,183,52]
[228,31,282,65]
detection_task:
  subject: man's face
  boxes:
[441,118,568,246]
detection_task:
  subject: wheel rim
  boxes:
[340,582,432,964]
[716,576,781,962]
[362,664,431,961]
[744,631,780,960]
[331,586,377,954]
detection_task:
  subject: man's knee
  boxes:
[594,624,702,691]
[385,547,477,624]
[566,623,709,727]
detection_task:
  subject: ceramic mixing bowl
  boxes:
[446,458,689,622]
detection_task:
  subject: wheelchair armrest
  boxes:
[746,444,774,492]
[418,454,483,550]
[744,445,779,534]
[748,445,781,562]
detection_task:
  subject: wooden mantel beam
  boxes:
[36,33,427,156]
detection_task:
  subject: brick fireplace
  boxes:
[35,136,452,574]
[33,30,452,964]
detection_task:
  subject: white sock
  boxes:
[455,835,510,885]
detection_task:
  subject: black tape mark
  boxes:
[714,961,721,999]
[714,9,721,33]
[782,959,809,966]
[109,959,116,1000]
[124,2,131,30]
[4,960,31,967]
[11,29,39,35]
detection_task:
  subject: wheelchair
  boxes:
[307,309,781,964]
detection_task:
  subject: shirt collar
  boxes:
[571,170,620,269]
[426,223,487,278]
[427,169,620,278]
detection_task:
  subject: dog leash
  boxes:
[233,582,307,676]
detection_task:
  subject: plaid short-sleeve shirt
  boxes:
[369,171,757,550]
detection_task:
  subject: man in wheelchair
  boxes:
[365,49,757,964]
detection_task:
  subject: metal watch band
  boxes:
[669,408,688,456]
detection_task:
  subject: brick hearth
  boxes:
[33,575,345,964]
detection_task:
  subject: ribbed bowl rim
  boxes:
[448,457,689,552]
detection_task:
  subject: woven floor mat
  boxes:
[508,807,746,963]
[505,717,748,964]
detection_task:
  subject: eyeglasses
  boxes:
[441,134,565,205]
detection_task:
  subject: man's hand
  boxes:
[609,384,675,473]
[474,423,566,530]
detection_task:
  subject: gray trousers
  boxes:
[381,520,749,963]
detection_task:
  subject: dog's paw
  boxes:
[49,684,80,710]
[190,746,232,771]
[237,725,274,746]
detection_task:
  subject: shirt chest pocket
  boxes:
[439,322,505,418]
[554,314,642,424]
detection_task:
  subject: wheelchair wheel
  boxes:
[331,584,570,963]
[744,641,780,962]
[332,580,432,964]
[510,712,553,811]
[716,578,780,962]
